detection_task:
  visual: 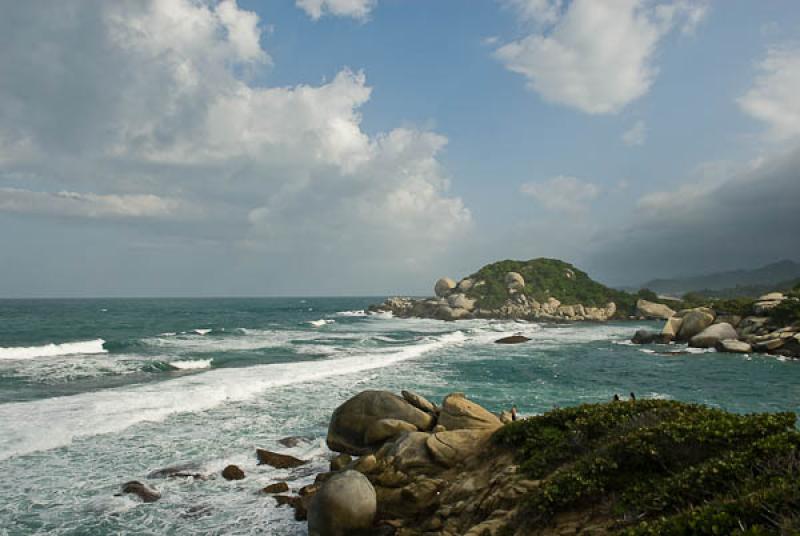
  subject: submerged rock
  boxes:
[494,335,530,344]
[256,449,308,469]
[120,481,161,503]
[631,329,672,345]
[278,436,313,448]
[308,470,376,536]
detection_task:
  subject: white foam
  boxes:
[0,339,107,361]
[308,319,335,327]
[335,310,367,317]
[193,329,212,336]
[0,331,466,461]
[169,359,213,370]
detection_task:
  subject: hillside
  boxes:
[463,258,635,311]
[641,259,800,296]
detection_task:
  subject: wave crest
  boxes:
[0,339,107,361]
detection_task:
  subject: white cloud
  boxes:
[504,0,562,25]
[0,0,470,277]
[738,45,800,141]
[520,175,600,213]
[622,120,647,146]
[0,188,197,220]
[495,0,709,114]
[296,0,376,20]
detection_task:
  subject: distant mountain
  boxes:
[640,260,800,297]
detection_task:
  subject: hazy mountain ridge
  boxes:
[640,260,800,296]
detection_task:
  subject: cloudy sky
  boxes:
[1,0,798,297]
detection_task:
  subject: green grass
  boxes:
[494,400,800,535]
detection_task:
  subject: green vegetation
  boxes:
[494,400,799,535]
[464,258,637,313]
[689,277,800,299]
[679,294,756,317]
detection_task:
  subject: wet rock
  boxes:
[274,495,308,521]
[715,339,752,354]
[222,465,245,481]
[494,335,530,344]
[278,436,313,448]
[147,463,205,480]
[256,449,308,469]
[263,482,290,494]
[120,481,161,503]
[308,470,377,536]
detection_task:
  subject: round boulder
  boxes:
[222,465,245,480]
[689,323,738,348]
[438,393,502,431]
[308,470,376,536]
[327,391,434,455]
[434,277,457,297]
[677,308,716,341]
[715,339,752,354]
[635,299,675,320]
[505,272,525,292]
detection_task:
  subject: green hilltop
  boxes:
[463,258,636,312]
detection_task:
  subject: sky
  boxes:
[0,0,799,297]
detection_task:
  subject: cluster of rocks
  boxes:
[285,389,529,536]
[369,271,617,322]
[631,292,800,358]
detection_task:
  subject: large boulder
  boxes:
[662,316,683,339]
[425,429,493,468]
[457,278,474,292]
[434,278,457,297]
[387,431,438,472]
[327,391,434,455]
[753,293,785,314]
[495,335,530,344]
[257,449,308,469]
[677,308,716,341]
[308,470,376,536]
[505,272,525,292]
[364,419,418,444]
[438,393,502,431]
[447,293,476,311]
[631,329,671,345]
[401,390,437,414]
[689,323,738,348]
[636,299,675,320]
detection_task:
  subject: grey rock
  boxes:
[434,278,456,298]
[690,323,738,348]
[715,339,752,354]
[636,299,675,320]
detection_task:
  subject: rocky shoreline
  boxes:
[369,271,618,322]
[630,291,800,359]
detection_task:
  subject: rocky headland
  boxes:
[288,389,800,536]
[369,259,630,322]
[631,289,800,359]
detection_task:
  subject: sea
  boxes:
[0,297,798,535]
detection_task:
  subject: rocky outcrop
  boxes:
[715,339,752,354]
[689,322,738,348]
[308,470,376,536]
[636,298,675,319]
[256,449,308,469]
[505,272,525,292]
[631,329,672,345]
[401,390,437,414]
[753,292,785,314]
[327,391,434,455]
[263,482,290,494]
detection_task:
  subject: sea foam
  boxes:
[0,330,466,461]
[0,339,107,360]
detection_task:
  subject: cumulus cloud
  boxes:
[495,0,709,114]
[0,0,469,292]
[587,147,800,285]
[520,176,600,213]
[622,120,647,146]
[738,45,800,141]
[296,0,376,20]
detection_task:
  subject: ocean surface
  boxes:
[0,297,798,535]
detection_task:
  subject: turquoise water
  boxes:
[0,298,798,535]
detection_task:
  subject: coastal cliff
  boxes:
[369,258,633,322]
[295,390,800,536]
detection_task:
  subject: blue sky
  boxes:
[0,0,799,296]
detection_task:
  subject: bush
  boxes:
[494,400,799,534]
